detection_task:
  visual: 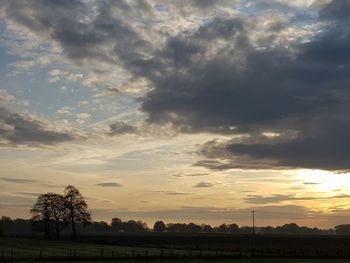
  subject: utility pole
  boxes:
[251,211,255,236]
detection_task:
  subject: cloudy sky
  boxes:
[1,0,350,228]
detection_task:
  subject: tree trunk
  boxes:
[47,218,51,239]
[55,220,60,240]
[70,199,76,240]
[54,213,60,240]
[45,204,50,239]
[71,214,76,240]
[44,218,49,239]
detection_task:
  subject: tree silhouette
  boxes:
[153,220,166,232]
[30,193,52,239]
[111,218,123,232]
[47,193,66,239]
[64,185,91,240]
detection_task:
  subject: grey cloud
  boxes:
[139,12,350,170]
[2,0,149,66]
[244,194,350,204]
[0,107,75,147]
[109,121,138,135]
[96,182,123,187]
[2,1,350,171]
[1,177,37,184]
[197,116,350,170]
[320,0,350,20]
[172,172,208,178]
[152,190,192,196]
[193,182,214,188]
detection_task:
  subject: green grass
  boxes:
[0,237,233,260]
[0,237,348,262]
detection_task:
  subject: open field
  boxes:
[1,237,350,262]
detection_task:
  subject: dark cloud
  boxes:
[1,0,149,66]
[1,177,36,184]
[193,182,214,188]
[320,0,350,20]
[139,10,350,170]
[96,182,123,187]
[109,121,138,135]
[2,1,350,171]
[0,107,75,146]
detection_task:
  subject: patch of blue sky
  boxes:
[86,94,143,128]
[2,67,94,118]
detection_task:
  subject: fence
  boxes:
[2,247,350,261]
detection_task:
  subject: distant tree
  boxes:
[335,225,350,235]
[0,219,3,236]
[228,223,239,233]
[201,224,213,233]
[260,226,275,234]
[64,185,92,240]
[239,226,253,234]
[123,220,148,232]
[153,220,167,232]
[277,223,300,234]
[217,224,229,233]
[187,222,201,233]
[30,194,52,239]
[111,218,123,232]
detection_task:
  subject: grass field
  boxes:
[0,237,349,263]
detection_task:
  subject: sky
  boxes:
[0,0,350,228]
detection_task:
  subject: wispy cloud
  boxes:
[96,182,123,187]
[193,182,215,188]
[1,177,36,184]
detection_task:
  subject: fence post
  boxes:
[145,250,148,258]
[160,249,163,257]
[39,249,42,260]
[112,250,114,259]
[132,249,135,257]
[199,249,202,257]
[189,248,192,257]
[1,251,4,260]
[170,248,173,257]
[10,251,13,261]
[74,249,77,259]
[101,248,104,258]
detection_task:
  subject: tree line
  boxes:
[1,216,342,236]
[30,185,91,240]
[0,186,346,237]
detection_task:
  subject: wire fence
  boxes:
[2,247,350,261]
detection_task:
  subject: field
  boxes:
[1,237,350,262]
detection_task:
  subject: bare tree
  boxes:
[47,193,66,239]
[30,194,51,239]
[64,185,91,240]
